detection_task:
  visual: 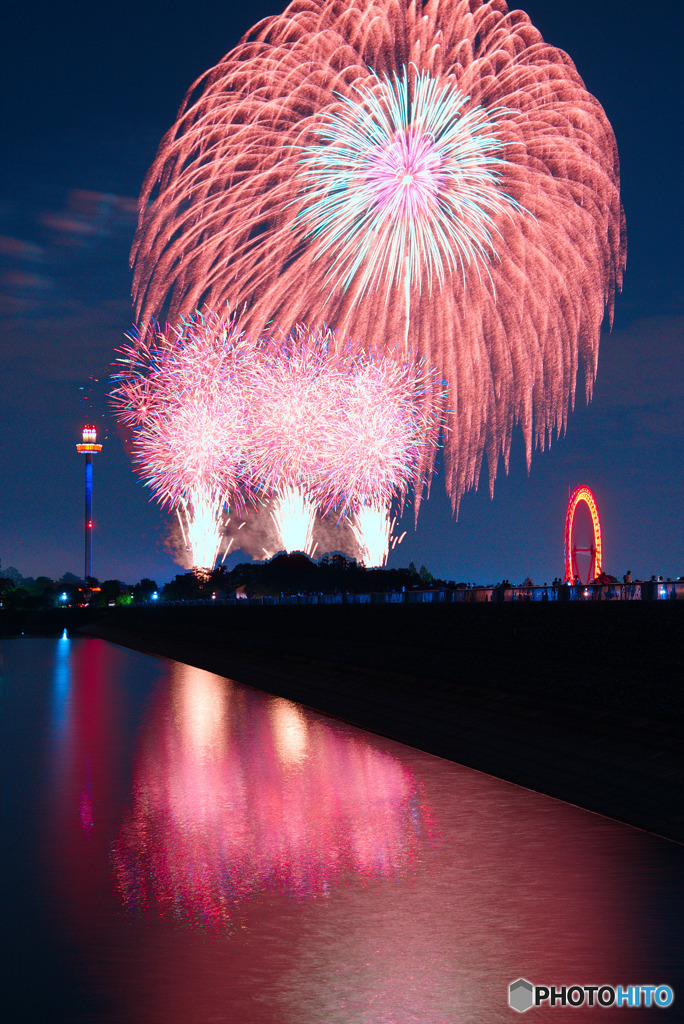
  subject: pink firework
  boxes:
[248,325,442,559]
[366,129,444,222]
[131,0,625,511]
[247,324,345,554]
[324,349,444,566]
[112,314,439,565]
[111,310,257,568]
[248,324,344,497]
[323,352,443,514]
[296,66,520,307]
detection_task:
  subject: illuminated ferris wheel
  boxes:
[564,485,602,584]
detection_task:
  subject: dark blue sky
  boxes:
[1,0,681,586]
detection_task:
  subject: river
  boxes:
[1,637,682,1022]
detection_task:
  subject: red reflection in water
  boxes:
[79,773,94,836]
[49,639,123,924]
[112,664,434,930]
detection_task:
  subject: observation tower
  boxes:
[76,426,103,580]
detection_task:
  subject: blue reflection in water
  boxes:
[51,631,71,737]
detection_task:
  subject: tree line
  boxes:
[0,554,446,609]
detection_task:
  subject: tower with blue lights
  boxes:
[76,426,102,580]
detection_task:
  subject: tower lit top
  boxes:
[76,425,102,454]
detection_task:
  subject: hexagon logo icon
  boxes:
[509,978,535,1013]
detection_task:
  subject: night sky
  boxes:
[1,0,681,587]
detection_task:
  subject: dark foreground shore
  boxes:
[13,601,684,842]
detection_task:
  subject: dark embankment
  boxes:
[0,606,103,637]
[80,601,684,841]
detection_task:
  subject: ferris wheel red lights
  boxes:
[564,485,602,584]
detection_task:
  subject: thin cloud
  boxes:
[37,189,137,247]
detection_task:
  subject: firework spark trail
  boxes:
[176,487,228,574]
[321,354,443,513]
[131,0,625,512]
[350,503,395,569]
[111,310,257,569]
[297,66,522,335]
[269,485,319,557]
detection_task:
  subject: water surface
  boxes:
[2,637,682,1022]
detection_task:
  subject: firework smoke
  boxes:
[131,0,625,511]
[223,503,362,563]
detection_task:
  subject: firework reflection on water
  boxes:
[112,663,434,930]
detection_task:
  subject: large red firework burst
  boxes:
[131,0,625,509]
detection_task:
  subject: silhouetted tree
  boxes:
[60,572,83,586]
[133,578,158,603]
